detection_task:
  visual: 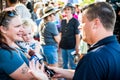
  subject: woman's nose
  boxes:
[20,25,25,32]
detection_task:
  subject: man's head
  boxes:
[80,2,116,45]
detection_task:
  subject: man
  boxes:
[51,2,120,80]
[28,2,120,80]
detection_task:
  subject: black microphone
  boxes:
[28,50,55,77]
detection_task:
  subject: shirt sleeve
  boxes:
[0,49,25,75]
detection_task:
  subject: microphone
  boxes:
[28,50,55,77]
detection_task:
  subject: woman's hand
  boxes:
[28,59,49,80]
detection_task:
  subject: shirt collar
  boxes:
[88,35,118,52]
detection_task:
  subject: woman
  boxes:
[39,6,60,67]
[0,10,35,80]
[59,3,80,70]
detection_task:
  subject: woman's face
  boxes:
[63,7,72,16]
[3,16,24,42]
[47,13,56,22]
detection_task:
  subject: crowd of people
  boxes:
[0,0,120,80]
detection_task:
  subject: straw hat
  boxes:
[41,6,60,19]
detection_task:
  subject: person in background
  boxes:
[34,8,43,41]
[39,6,60,67]
[32,2,43,22]
[35,8,43,26]
[0,9,36,80]
[6,0,31,19]
[59,3,80,70]
[28,2,120,80]
[15,0,32,19]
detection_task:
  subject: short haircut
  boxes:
[81,2,116,31]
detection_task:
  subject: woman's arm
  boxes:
[9,63,35,80]
[54,34,61,45]
[1,49,35,80]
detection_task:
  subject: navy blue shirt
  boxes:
[73,36,120,80]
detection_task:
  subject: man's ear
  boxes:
[93,18,101,29]
[0,25,7,34]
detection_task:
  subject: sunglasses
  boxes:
[0,10,17,26]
